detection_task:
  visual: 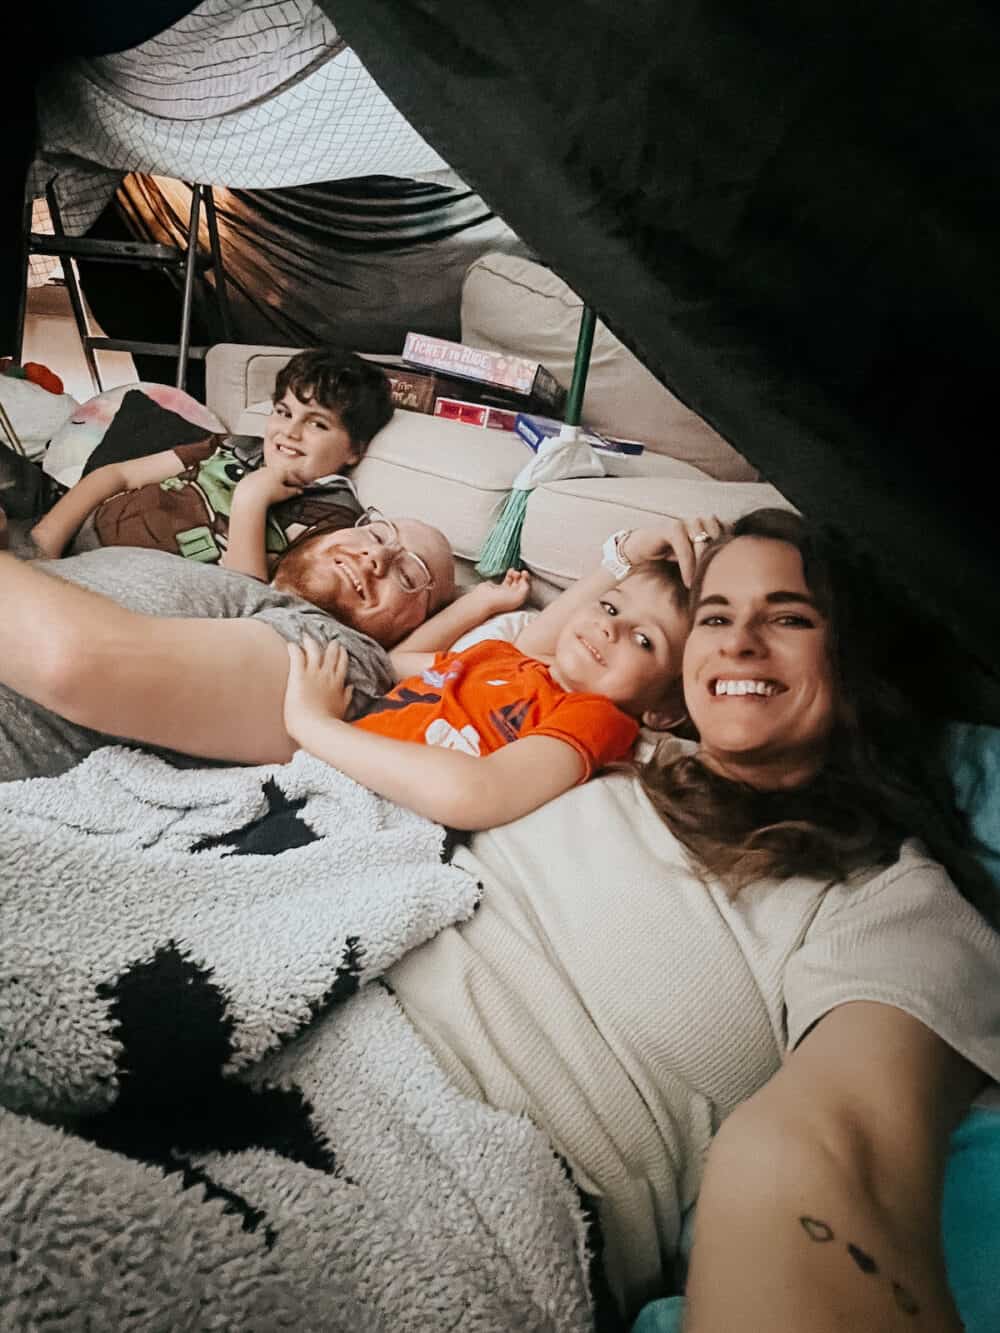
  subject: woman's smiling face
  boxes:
[683,536,837,788]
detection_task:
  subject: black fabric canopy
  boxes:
[326,0,999,721]
[83,173,524,359]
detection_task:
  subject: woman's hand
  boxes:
[623,514,725,586]
[473,569,532,616]
[284,637,354,743]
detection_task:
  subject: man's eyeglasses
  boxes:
[354,507,434,595]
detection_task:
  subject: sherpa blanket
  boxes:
[0,746,593,1331]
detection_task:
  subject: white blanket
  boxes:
[0,746,594,1330]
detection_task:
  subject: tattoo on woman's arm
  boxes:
[847,1242,878,1274]
[798,1216,921,1317]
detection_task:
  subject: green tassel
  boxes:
[476,487,530,577]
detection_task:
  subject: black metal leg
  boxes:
[203,186,234,343]
[46,183,102,394]
[176,183,202,391]
[14,194,34,366]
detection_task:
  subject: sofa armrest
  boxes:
[205,344,305,431]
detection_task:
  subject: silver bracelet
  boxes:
[600,528,633,581]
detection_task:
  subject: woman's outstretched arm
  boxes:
[684,1001,982,1332]
[0,550,296,765]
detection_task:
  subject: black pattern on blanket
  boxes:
[0,747,593,1331]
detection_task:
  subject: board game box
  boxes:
[401,333,566,413]
[514,412,646,456]
[433,398,518,431]
[369,356,560,418]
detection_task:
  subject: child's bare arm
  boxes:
[387,649,436,681]
[284,638,584,828]
[223,467,304,580]
[394,570,531,654]
[515,516,722,659]
[31,449,186,558]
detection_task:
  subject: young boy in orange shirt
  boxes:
[284,519,720,830]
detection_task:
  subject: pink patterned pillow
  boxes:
[43,383,225,489]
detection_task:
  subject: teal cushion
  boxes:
[630,1295,684,1332]
[941,1107,1000,1331]
[945,722,1000,894]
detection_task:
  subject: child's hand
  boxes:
[476,569,532,615]
[234,466,304,510]
[284,637,354,742]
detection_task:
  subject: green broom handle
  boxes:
[563,304,597,427]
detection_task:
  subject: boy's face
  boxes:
[263,388,360,482]
[551,570,689,721]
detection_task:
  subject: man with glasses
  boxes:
[0,505,455,781]
[270,508,449,649]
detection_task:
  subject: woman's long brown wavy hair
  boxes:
[636,509,996,921]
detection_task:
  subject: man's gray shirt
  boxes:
[0,547,393,781]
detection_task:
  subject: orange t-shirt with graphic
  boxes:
[352,638,639,778]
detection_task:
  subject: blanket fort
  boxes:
[0,745,593,1330]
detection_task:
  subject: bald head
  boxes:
[271,514,456,646]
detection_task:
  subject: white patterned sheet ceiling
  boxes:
[30,0,449,234]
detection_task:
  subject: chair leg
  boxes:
[203,186,234,343]
[14,194,34,366]
[175,183,202,391]
[45,184,102,395]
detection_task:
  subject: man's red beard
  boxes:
[270,533,350,617]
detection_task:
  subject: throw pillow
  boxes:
[43,383,225,490]
[0,374,78,461]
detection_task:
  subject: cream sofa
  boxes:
[205,253,791,596]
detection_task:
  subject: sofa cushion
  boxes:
[352,410,528,564]
[236,398,722,573]
[354,413,757,583]
[461,253,758,482]
[207,345,301,432]
[520,476,794,588]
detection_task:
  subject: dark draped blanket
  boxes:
[84,173,525,356]
[324,0,1000,721]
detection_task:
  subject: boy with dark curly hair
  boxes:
[28,347,393,578]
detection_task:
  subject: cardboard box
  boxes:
[370,356,554,418]
[402,333,566,413]
[514,412,646,456]
[433,398,518,431]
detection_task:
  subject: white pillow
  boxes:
[450,609,538,653]
[0,376,77,461]
[43,383,225,489]
[461,253,758,481]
